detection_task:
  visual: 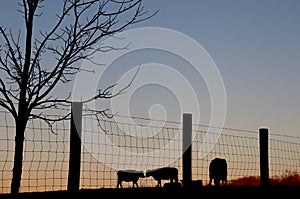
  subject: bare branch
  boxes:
[29,112,71,135]
[0,0,157,124]
[82,64,141,103]
[1,0,157,194]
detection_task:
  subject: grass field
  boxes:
[1,185,300,198]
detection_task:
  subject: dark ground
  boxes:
[1,185,300,198]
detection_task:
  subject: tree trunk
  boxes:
[10,118,27,194]
[11,1,33,193]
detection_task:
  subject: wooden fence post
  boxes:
[259,128,269,187]
[182,113,192,187]
[68,102,83,191]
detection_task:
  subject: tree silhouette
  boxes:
[0,0,157,194]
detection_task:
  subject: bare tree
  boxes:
[0,0,157,194]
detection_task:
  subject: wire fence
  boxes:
[0,110,70,193]
[0,108,300,193]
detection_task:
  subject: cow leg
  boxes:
[117,181,123,188]
[134,181,139,188]
[223,178,227,185]
[158,179,161,187]
[214,178,220,186]
[209,178,212,186]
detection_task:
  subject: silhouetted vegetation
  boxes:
[229,170,300,186]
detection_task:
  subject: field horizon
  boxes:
[1,185,300,198]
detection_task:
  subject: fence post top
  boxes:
[183,113,192,119]
[259,128,269,132]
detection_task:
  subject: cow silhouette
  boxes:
[208,158,227,186]
[117,170,145,188]
[146,167,178,187]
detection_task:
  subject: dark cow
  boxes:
[208,158,227,186]
[117,170,145,188]
[146,167,178,187]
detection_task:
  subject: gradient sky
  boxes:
[0,0,300,138]
[136,0,300,137]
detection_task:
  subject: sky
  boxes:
[0,0,300,138]
[136,0,300,137]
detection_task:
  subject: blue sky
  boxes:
[133,0,300,136]
[0,0,300,137]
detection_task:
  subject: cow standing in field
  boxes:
[208,158,227,186]
[117,170,145,188]
[146,167,178,187]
